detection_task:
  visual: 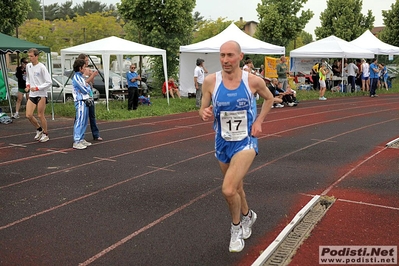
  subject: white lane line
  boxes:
[9,143,27,148]
[78,186,220,266]
[337,198,399,211]
[321,146,388,196]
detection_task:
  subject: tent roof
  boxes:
[290,35,375,59]
[0,33,50,54]
[61,36,166,56]
[180,23,284,55]
[350,30,399,55]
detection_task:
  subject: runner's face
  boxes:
[220,42,243,73]
[28,52,38,64]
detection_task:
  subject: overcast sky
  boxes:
[44,0,395,37]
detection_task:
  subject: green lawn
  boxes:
[44,80,399,121]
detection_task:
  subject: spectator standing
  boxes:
[126,64,141,110]
[194,58,208,108]
[345,60,358,92]
[13,58,29,119]
[72,59,92,150]
[77,54,102,141]
[355,59,362,88]
[361,59,370,92]
[276,56,289,90]
[318,63,329,101]
[242,58,254,73]
[25,48,52,142]
[311,62,320,90]
[380,63,388,90]
[199,40,274,253]
[369,58,379,97]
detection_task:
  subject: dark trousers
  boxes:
[312,75,319,90]
[370,78,378,96]
[348,76,356,92]
[128,87,139,110]
[88,104,100,139]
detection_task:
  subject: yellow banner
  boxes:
[264,57,277,78]
[264,56,290,79]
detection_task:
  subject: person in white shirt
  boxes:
[361,59,370,92]
[193,58,208,108]
[345,60,359,92]
[25,48,52,143]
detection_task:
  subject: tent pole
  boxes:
[47,53,55,120]
[0,55,13,116]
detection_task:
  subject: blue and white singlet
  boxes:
[212,71,258,163]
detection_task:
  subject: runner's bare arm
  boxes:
[199,73,215,121]
[250,75,274,137]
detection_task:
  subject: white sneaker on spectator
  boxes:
[81,140,92,146]
[12,113,20,119]
[275,103,284,108]
[73,142,87,150]
[288,102,295,107]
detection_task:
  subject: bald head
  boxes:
[219,40,243,73]
[220,40,242,53]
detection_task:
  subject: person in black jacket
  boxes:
[13,58,29,119]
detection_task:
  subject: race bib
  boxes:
[220,111,248,141]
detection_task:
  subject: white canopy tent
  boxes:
[290,35,375,89]
[290,35,375,60]
[350,30,399,55]
[179,23,285,96]
[61,36,169,109]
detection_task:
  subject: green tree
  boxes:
[44,3,62,21]
[193,11,206,33]
[27,0,42,20]
[315,0,374,41]
[256,0,313,48]
[74,1,108,16]
[59,1,76,20]
[286,30,313,54]
[379,0,399,48]
[0,0,30,35]
[19,14,124,52]
[193,17,232,43]
[118,0,195,88]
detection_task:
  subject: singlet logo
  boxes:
[236,98,249,109]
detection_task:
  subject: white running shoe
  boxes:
[241,210,257,239]
[34,130,43,141]
[73,142,87,150]
[319,97,327,101]
[39,134,49,143]
[12,113,20,119]
[275,103,284,108]
[229,224,245,252]
[81,140,92,146]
